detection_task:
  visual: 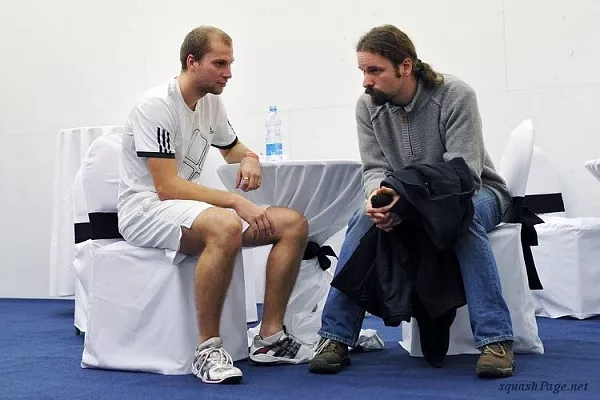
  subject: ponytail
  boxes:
[413,58,443,88]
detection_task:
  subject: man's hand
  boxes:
[365,187,401,232]
[236,157,261,192]
[233,197,275,241]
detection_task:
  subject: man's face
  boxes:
[189,40,234,95]
[357,51,408,106]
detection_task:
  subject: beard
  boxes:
[205,85,224,95]
[365,87,392,106]
[197,81,224,96]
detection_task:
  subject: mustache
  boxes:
[365,87,387,97]
[365,87,391,105]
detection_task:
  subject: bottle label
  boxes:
[266,142,283,156]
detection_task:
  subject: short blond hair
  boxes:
[180,26,232,70]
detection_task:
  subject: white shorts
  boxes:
[119,195,248,264]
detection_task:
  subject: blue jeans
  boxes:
[319,187,514,348]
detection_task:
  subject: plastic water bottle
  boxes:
[265,105,283,161]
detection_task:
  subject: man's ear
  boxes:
[186,54,196,70]
[399,57,413,77]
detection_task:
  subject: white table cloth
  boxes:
[217,160,364,342]
[584,159,600,183]
[217,160,364,247]
[49,126,124,296]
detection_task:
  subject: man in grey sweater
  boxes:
[309,25,515,378]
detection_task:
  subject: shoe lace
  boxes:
[482,342,507,357]
[315,338,342,355]
[196,347,233,372]
[277,331,310,349]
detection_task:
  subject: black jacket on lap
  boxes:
[331,157,475,327]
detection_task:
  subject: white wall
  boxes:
[1,0,599,297]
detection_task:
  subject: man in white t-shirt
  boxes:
[118,26,312,384]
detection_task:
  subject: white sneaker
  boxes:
[191,338,242,384]
[249,327,313,365]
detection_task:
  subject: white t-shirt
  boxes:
[117,77,237,217]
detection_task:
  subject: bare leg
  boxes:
[179,207,243,343]
[242,207,309,337]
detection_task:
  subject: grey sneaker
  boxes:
[249,328,312,365]
[308,338,351,374]
[476,340,514,378]
[191,338,242,384]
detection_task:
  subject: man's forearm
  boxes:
[363,168,386,199]
[157,176,242,209]
[223,142,252,164]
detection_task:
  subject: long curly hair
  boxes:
[356,25,443,88]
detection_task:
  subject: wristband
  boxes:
[243,151,259,161]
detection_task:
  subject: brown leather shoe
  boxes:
[308,338,351,374]
[476,340,514,378]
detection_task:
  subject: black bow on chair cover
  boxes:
[302,242,338,271]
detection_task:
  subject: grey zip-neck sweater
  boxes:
[356,74,511,215]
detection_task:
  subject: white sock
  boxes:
[198,337,222,351]
[261,329,284,344]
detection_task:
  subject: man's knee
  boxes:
[193,208,243,249]
[279,208,309,240]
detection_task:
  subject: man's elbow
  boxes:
[155,181,177,201]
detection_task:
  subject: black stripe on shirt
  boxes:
[137,151,175,159]
[156,127,164,153]
[211,136,238,150]
[156,127,172,153]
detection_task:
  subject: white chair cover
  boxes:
[584,158,600,183]
[81,138,249,374]
[72,169,92,333]
[532,217,600,319]
[73,132,125,333]
[82,241,248,374]
[528,147,563,199]
[400,224,544,355]
[50,126,125,296]
[401,118,543,356]
[519,144,600,319]
[526,146,566,217]
[81,132,123,214]
[498,119,535,197]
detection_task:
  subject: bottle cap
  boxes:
[269,105,278,112]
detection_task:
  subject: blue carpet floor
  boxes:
[0,299,599,399]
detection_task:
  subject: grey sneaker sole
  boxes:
[476,363,514,378]
[203,375,243,384]
[191,364,243,384]
[250,353,310,365]
[308,357,351,374]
